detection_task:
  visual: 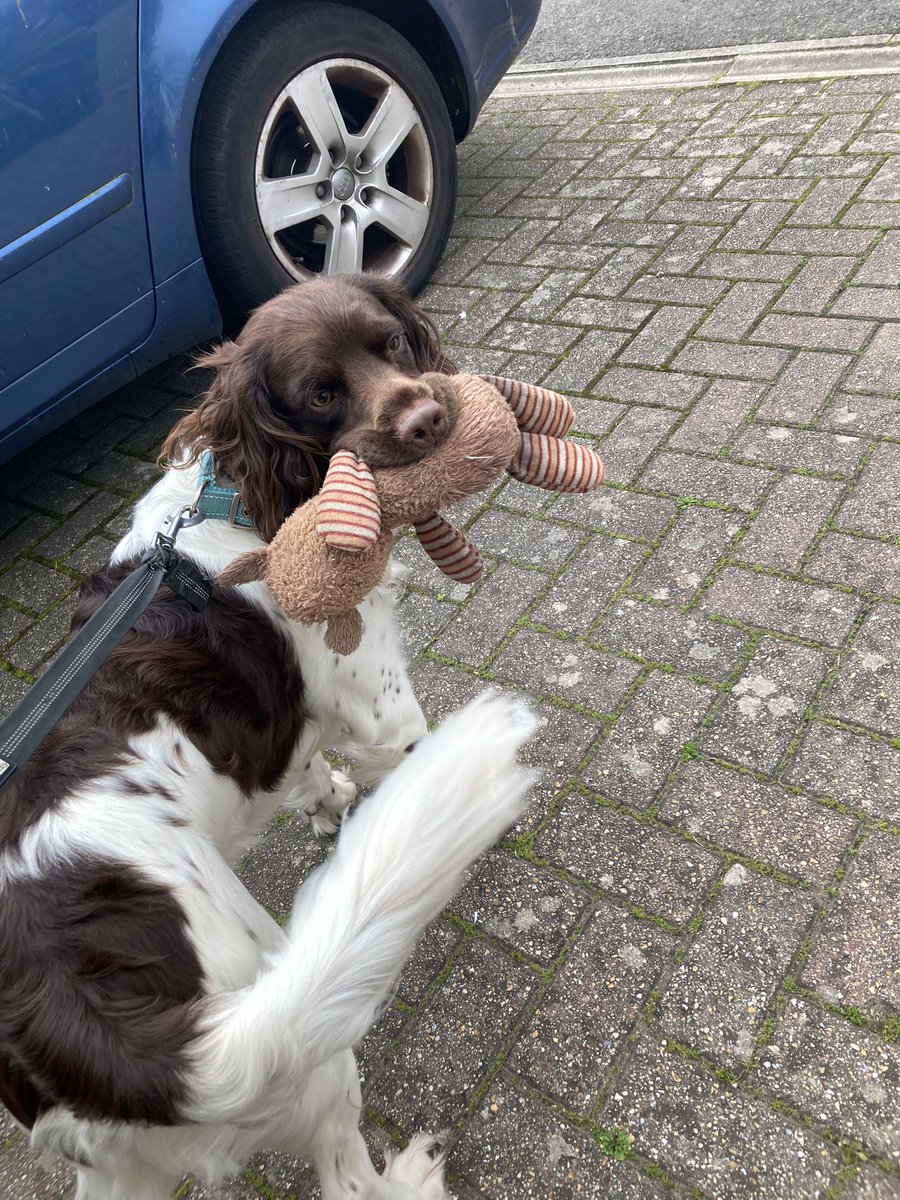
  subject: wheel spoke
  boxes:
[366,184,429,249]
[256,175,330,236]
[323,210,366,274]
[360,84,419,166]
[285,64,348,161]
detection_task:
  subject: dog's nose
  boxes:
[395,398,448,449]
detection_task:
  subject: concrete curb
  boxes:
[498,34,900,96]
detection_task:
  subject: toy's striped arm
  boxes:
[413,514,484,584]
[315,450,381,551]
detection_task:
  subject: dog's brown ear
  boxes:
[161,342,322,542]
[348,273,455,375]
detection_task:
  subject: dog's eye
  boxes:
[310,390,334,409]
[387,334,404,352]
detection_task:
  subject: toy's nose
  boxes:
[395,398,449,449]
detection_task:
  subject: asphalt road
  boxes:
[518,0,898,63]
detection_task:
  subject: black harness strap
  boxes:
[0,523,211,792]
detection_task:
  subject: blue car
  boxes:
[0,0,540,460]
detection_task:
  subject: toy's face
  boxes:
[256,277,460,470]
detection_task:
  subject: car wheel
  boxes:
[193,1,458,312]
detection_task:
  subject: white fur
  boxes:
[16,462,536,1199]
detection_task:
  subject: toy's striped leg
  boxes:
[414,513,484,583]
[478,374,575,438]
[511,432,605,492]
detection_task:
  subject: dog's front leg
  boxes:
[283,749,358,835]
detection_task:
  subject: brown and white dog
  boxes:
[0,275,535,1199]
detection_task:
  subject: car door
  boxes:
[0,0,154,438]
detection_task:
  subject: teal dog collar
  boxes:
[194,451,254,528]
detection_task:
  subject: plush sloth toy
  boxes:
[218,373,606,654]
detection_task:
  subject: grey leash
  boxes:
[0,506,212,792]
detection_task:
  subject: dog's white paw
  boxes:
[383,1133,453,1198]
[306,769,357,837]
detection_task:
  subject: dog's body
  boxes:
[0,277,535,1199]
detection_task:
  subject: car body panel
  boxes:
[0,0,156,417]
[0,0,540,460]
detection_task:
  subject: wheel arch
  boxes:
[139,0,471,291]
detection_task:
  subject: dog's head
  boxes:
[162,274,457,542]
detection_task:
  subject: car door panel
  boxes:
[0,0,154,411]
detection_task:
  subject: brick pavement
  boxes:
[2,67,900,1200]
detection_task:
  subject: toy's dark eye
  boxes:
[388,333,404,352]
[310,389,334,408]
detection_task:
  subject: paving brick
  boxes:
[582,671,714,805]
[615,306,705,368]
[432,563,547,666]
[663,759,855,879]
[756,350,852,422]
[0,559,75,615]
[805,114,870,154]
[721,177,810,201]
[784,722,900,825]
[593,221,678,248]
[595,598,749,680]
[613,179,677,221]
[821,604,900,737]
[801,832,900,1018]
[369,940,535,1133]
[541,329,630,391]
[760,999,900,1168]
[738,136,806,178]
[750,313,875,353]
[532,537,645,633]
[770,228,877,256]
[700,638,832,773]
[549,488,676,541]
[718,201,794,250]
[650,224,723,274]
[674,156,743,199]
[696,282,779,340]
[598,408,681,483]
[466,509,583,568]
[786,178,863,225]
[601,1038,841,1198]
[836,443,900,537]
[672,338,790,380]
[701,567,862,645]
[841,200,900,227]
[697,251,802,281]
[806,533,900,599]
[584,247,657,295]
[594,366,705,409]
[842,1166,900,1200]
[831,287,900,321]
[667,380,763,453]
[737,474,843,572]
[454,1075,677,1199]
[552,297,653,329]
[513,271,592,319]
[631,506,741,600]
[537,795,721,924]
[640,451,774,510]
[451,850,591,966]
[510,904,673,1113]
[731,424,865,476]
[843,326,900,394]
[659,871,818,1063]
[859,158,900,201]
[781,154,880,178]
[820,390,900,439]
[774,257,858,315]
[491,629,641,714]
[625,275,727,306]
[653,199,747,224]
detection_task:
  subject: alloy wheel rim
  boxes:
[254,58,434,280]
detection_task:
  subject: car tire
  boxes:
[192,1,458,313]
